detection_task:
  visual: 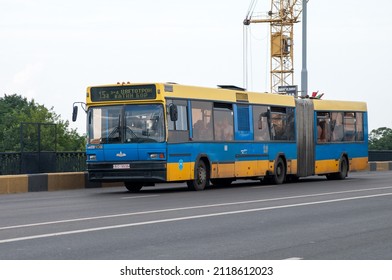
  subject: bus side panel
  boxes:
[167,142,298,181]
[286,159,298,174]
[167,161,193,181]
[215,162,236,178]
[265,142,298,175]
[350,157,368,171]
[167,143,193,181]
[257,160,270,176]
[235,160,258,177]
[315,159,339,174]
[314,157,368,174]
[315,142,368,174]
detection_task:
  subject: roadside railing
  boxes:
[0,152,86,175]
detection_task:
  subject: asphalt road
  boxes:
[0,171,392,260]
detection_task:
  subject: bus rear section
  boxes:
[295,99,368,180]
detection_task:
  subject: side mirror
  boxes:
[258,115,263,130]
[169,104,178,122]
[72,106,78,122]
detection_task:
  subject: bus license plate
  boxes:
[113,164,130,169]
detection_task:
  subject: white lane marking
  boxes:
[120,195,160,200]
[1,192,392,244]
[1,186,392,231]
[284,257,303,260]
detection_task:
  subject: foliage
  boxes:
[0,94,85,152]
[368,127,392,150]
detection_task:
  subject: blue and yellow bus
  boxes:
[73,82,368,192]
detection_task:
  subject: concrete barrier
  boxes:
[0,172,119,195]
[368,161,392,172]
[48,172,85,192]
[1,162,391,195]
[0,175,28,194]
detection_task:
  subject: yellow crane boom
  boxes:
[244,0,303,95]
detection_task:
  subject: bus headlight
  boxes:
[88,154,97,161]
[149,153,165,159]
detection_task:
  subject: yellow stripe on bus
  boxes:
[349,157,368,171]
[315,157,368,175]
[167,159,299,182]
[167,162,193,181]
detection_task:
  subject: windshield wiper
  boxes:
[125,126,142,143]
[103,115,122,143]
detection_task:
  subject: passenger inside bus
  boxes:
[317,121,327,142]
[193,120,212,140]
[221,118,233,140]
[331,112,344,142]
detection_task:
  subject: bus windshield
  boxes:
[88,104,165,144]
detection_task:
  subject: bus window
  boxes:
[286,107,295,141]
[253,105,270,141]
[167,99,189,143]
[356,112,364,141]
[167,99,188,131]
[343,112,355,141]
[331,112,344,142]
[124,104,164,143]
[236,105,250,132]
[317,112,331,143]
[270,107,295,141]
[191,101,213,141]
[213,103,233,141]
[88,106,122,144]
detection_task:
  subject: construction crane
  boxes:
[244,0,304,95]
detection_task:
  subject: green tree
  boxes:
[0,94,85,152]
[369,127,392,150]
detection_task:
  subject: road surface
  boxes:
[0,171,391,260]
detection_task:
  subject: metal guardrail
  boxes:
[0,152,21,175]
[368,150,392,162]
[0,152,86,175]
[56,152,86,172]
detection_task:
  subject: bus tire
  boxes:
[272,157,286,185]
[187,160,208,191]
[124,182,143,193]
[327,156,348,180]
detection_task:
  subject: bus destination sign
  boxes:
[90,85,157,102]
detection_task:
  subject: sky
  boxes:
[1,0,391,135]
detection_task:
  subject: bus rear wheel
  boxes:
[187,160,208,191]
[124,182,143,193]
[272,157,286,185]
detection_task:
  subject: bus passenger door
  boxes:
[234,104,259,177]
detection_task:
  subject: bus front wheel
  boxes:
[187,160,208,191]
[124,182,143,193]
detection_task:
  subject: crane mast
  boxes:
[244,0,303,95]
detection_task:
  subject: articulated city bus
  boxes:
[73,83,368,192]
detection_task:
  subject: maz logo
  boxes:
[116,151,127,158]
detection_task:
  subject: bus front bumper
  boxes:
[87,161,166,183]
